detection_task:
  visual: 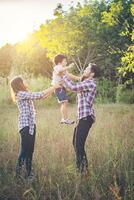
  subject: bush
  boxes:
[0,75,58,107]
[116,84,134,104]
[66,79,117,104]
[95,79,117,103]
[27,75,51,91]
[67,90,76,103]
[25,75,57,107]
[0,78,12,106]
[1,75,133,107]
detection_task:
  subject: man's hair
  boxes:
[54,54,67,65]
[89,63,100,78]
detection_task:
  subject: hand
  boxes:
[81,74,92,81]
[58,71,66,77]
[68,63,75,68]
[53,83,62,90]
[66,71,81,81]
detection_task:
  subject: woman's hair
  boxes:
[54,54,67,65]
[10,76,27,102]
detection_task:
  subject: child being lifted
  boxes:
[51,54,75,125]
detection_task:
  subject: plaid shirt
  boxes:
[63,75,96,120]
[16,91,46,135]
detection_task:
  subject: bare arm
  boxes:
[43,85,60,98]
[57,65,74,75]
[66,72,81,81]
[64,65,74,70]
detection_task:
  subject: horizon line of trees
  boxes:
[0,0,133,103]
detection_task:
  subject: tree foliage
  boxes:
[0,0,133,86]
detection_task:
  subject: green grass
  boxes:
[0,104,134,200]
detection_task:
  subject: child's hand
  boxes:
[69,62,75,67]
[67,63,75,69]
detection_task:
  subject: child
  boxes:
[52,54,74,125]
[10,76,60,180]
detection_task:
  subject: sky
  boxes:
[0,0,83,47]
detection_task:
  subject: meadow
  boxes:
[0,0,133,199]
[0,103,134,200]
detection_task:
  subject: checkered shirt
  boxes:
[63,75,96,120]
[16,91,45,135]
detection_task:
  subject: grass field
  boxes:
[0,104,134,200]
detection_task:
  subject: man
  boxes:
[61,63,99,174]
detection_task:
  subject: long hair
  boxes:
[10,76,27,102]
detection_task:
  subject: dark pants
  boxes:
[73,115,93,173]
[16,126,36,176]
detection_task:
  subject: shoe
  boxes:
[15,165,22,177]
[27,172,35,182]
[15,160,24,177]
[60,119,75,125]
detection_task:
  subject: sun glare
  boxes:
[0,0,82,47]
[5,25,31,45]
[0,2,43,46]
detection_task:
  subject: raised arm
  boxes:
[56,65,74,75]
[64,65,74,70]
[17,85,60,100]
[66,72,81,81]
[63,75,96,92]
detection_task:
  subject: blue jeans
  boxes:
[16,126,36,176]
[73,116,93,173]
[55,87,68,103]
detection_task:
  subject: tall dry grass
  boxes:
[0,104,134,200]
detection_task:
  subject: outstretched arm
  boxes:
[63,75,96,92]
[66,71,81,81]
[43,85,60,98]
[56,65,74,75]
[17,85,60,100]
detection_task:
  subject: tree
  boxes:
[101,0,134,84]
[0,44,15,83]
[118,2,134,86]
[11,34,52,77]
[35,1,107,74]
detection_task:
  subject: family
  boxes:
[10,54,99,180]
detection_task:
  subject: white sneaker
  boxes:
[60,119,75,125]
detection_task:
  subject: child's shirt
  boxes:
[51,64,64,85]
[16,91,45,135]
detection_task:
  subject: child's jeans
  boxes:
[16,125,36,176]
[55,87,68,103]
